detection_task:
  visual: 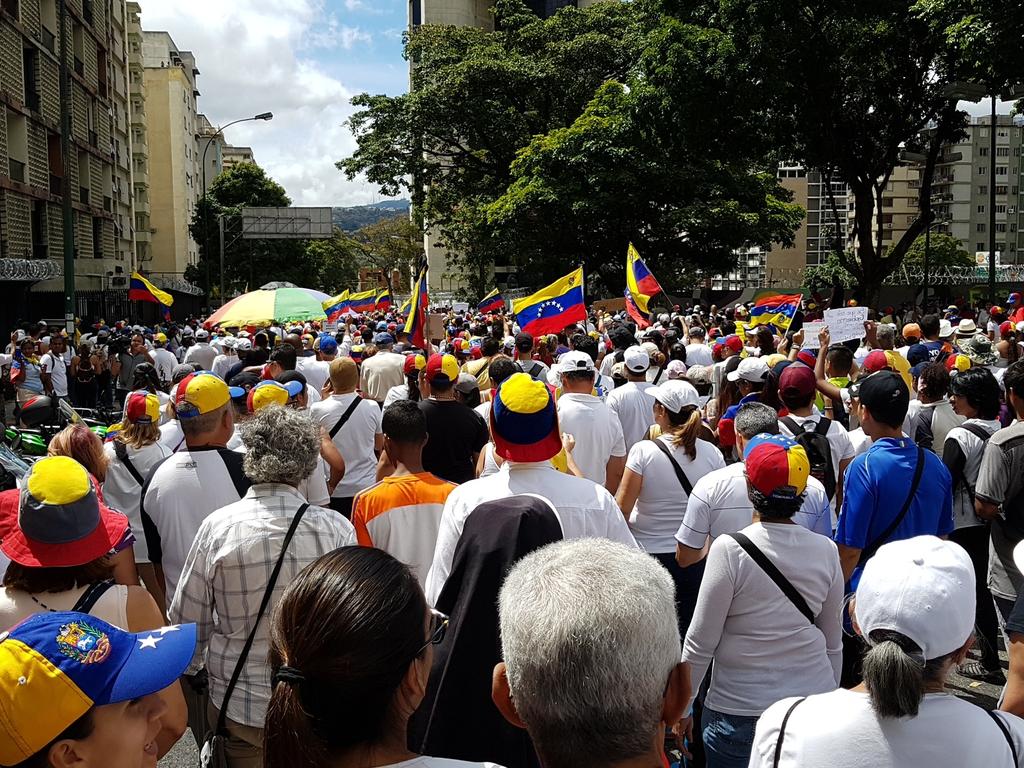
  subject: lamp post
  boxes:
[199,112,273,307]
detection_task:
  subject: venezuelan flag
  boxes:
[399,296,412,316]
[747,293,802,334]
[375,291,392,312]
[322,290,349,323]
[347,288,378,315]
[626,243,662,314]
[624,289,650,329]
[404,257,429,349]
[129,272,174,314]
[513,267,586,337]
[477,289,505,314]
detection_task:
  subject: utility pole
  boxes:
[59,0,75,334]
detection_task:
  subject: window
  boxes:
[977,223,986,232]
[998,147,1010,157]
[978,242,986,251]
[5,109,28,183]
[979,185,988,195]
[1,0,18,17]
[998,129,1009,138]
[997,166,1008,176]
[980,147,990,156]
[979,166,988,175]
[997,223,1007,233]
[981,127,989,137]
[978,204,986,213]
[997,204,1007,214]
[1014,186,1020,196]
[882,197,894,207]
[997,185,1008,195]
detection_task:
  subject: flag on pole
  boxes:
[322,290,350,323]
[626,243,663,315]
[399,296,412,316]
[375,290,392,312]
[624,289,650,329]
[477,289,504,314]
[513,267,586,337]
[129,272,173,320]
[404,257,429,349]
[346,288,379,315]
[747,293,802,334]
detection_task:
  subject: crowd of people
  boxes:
[6,294,1024,767]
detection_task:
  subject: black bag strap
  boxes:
[814,416,832,436]
[985,710,1019,766]
[780,416,801,435]
[71,580,115,613]
[651,366,664,385]
[858,446,925,567]
[329,397,362,439]
[649,438,694,496]
[728,532,815,624]
[214,503,309,734]
[961,422,994,443]
[772,697,807,768]
[113,440,145,486]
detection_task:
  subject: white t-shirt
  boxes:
[102,440,173,562]
[606,381,656,452]
[309,393,382,498]
[39,351,68,396]
[683,522,844,716]
[211,353,237,381]
[183,342,217,371]
[297,357,330,394]
[750,689,1024,768]
[676,462,832,549]
[778,412,855,514]
[624,436,725,553]
[383,383,411,409]
[151,347,178,384]
[685,342,714,367]
[557,392,626,486]
[158,420,186,452]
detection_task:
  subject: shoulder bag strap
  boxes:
[113,440,146,486]
[728,532,815,624]
[649,438,694,496]
[814,416,831,436]
[858,446,925,567]
[962,422,994,443]
[772,697,808,768]
[652,366,664,385]
[214,503,310,734]
[329,397,363,439]
[985,710,1019,767]
[71,580,115,613]
[781,416,802,435]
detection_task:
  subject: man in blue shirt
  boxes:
[834,370,953,685]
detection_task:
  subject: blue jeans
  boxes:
[701,706,759,768]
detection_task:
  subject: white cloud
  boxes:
[141,0,398,207]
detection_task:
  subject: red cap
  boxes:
[404,353,426,375]
[1001,320,1014,336]
[778,364,816,398]
[725,335,743,353]
[863,349,891,374]
[426,353,459,384]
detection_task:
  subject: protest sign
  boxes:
[802,322,825,349]
[823,307,869,344]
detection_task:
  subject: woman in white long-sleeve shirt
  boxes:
[680,433,844,768]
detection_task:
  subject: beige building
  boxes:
[221,144,254,173]
[142,30,200,276]
[198,113,259,193]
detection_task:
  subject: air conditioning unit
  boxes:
[110,276,128,287]
[1010,206,1017,215]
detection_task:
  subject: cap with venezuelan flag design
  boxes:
[743,433,810,501]
[490,372,561,463]
[173,372,230,418]
[0,612,196,765]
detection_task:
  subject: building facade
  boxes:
[141,30,199,277]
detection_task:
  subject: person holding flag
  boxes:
[513,267,586,338]
[322,290,350,324]
[626,243,664,329]
[478,289,505,314]
[129,271,174,321]
[405,256,430,350]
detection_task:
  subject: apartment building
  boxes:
[0,0,136,323]
[142,30,200,276]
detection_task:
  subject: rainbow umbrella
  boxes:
[259,281,331,303]
[205,287,327,328]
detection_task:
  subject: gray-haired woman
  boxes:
[168,405,357,766]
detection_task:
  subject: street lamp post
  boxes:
[990,95,997,304]
[199,112,273,307]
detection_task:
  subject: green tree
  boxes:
[187,163,316,298]
[305,233,360,295]
[902,232,973,269]
[349,217,423,295]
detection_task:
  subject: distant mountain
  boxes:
[333,199,411,231]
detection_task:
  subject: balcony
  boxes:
[135,229,151,243]
[7,159,26,183]
[41,27,56,53]
[133,168,149,186]
[132,137,148,157]
[129,80,142,97]
[135,197,150,214]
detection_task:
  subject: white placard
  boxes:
[802,322,825,349]
[823,307,869,344]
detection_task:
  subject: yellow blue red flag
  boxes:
[322,290,349,323]
[478,289,504,313]
[513,267,586,337]
[747,293,802,333]
[626,243,663,315]
[404,257,429,348]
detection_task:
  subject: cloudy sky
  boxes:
[142,0,408,207]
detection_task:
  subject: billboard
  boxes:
[240,207,333,240]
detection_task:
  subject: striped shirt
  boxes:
[352,472,456,587]
[169,484,355,727]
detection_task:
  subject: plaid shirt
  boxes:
[169,483,355,727]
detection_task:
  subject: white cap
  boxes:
[640,341,660,358]
[648,380,701,413]
[666,359,687,379]
[235,338,252,351]
[855,536,975,661]
[938,319,954,339]
[182,326,194,337]
[623,346,650,373]
[556,351,596,375]
[727,356,769,383]
[195,329,210,340]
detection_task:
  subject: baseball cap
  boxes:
[855,536,974,662]
[862,349,892,374]
[857,371,909,423]
[247,380,303,412]
[944,353,972,374]
[0,456,129,568]
[666,359,688,379]
[228,371,261,401]
[454,373,480,395]
[623,346,650,373]
[727,356,769,383]
[778,363,816,399]
[906,344,931,367]
[195,328,209,340]
[648,380,701,413]
[374,332,395,346]
[556,351,596,375]
[319,336,338,354]
[1000,320,1014,336]
[173,372,230,418]
[1008,292,1021,306]
[0,612,197,765]
[154,332,168,344]
[902,323,921,339]
[235,337,253,352]
[426,353,460,385]
[686,365,711,386]
[404,353,426,375]
[490,373,561,462]
[743,433,810,501]
[123,390,161,425]
[724,335,744,353]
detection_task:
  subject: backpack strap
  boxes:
[329,397,363,439]
[814,416,831,436]
[961,422,994,443]
[858,446,925,567]
[649,438,694,496]
[71,580,115,614]
[113,440,146,486]
[727,532,815,624]
[985,710,1019,766]
[772,697,807,768]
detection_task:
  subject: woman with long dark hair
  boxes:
[264,546,502,768]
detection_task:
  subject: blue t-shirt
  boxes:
[835,436,953,590]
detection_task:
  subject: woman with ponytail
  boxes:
[615,380,725,637]
[750,536,1024,768]
[997,320,1021,368]
[264,546,503,768]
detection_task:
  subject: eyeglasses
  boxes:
[416,608,449,656]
